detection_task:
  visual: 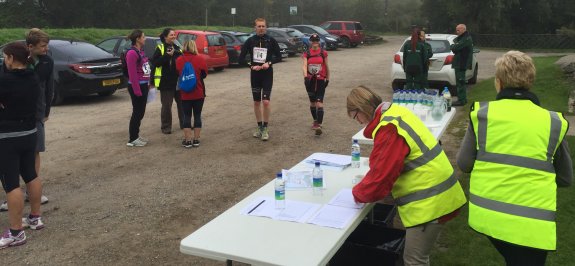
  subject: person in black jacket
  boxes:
[239,18,282,141]
[0,42,43,249]
[152,28,183,134]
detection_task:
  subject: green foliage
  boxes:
[434,55,575,265]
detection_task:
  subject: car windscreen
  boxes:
[51,42,112,59]
[308,25,330,35]
[286,30,303,38]
[207,34,225,46]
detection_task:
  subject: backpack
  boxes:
[178,61,197,93]
[121,48,141,78]
[306,47,325,61]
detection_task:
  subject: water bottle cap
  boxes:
[276,172,282,177]
[353,139,358,144]
[315,161,321,166]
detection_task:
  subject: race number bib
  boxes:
[308,64,322,75]
[253,47,268,63]
[142,61,151,76]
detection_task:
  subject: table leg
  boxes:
[226,259,232,266]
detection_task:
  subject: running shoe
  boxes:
[0,229,26,249]
[192,139,200,147]
[253,127,262,138]
[0,201,6,212]
[261,127,269,141]
[311,121,320,130]
[22,216,45,230]
[182,140,193,148]
[25,192,49,204]
[315,125,323,136]
[127,138,147,147]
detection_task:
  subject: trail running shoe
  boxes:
[0,229,26,249]
[311,121,320,130]
[25,192,49,205]
[0,201,7,212]
[182,140,193,148]
[261,127,269,141]
[315,125,323,136]
[192,139,200,147]
[253,127,262,138]
[127,138,147,147]
[22,216,45,230]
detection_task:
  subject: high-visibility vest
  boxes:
[469,100,568,250]
[372,104,466,227]
[153,44,164,87]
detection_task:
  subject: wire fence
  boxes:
[473,34,575,50]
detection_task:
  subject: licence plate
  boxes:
[102,78,120,86]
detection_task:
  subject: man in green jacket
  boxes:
[450,24,473,106]
[420,30,433,89]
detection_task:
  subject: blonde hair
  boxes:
[254,18,266,25]
[26,28,50,46]
[494,50,536,89]
[183,40,199,55]
[346,86,382,120]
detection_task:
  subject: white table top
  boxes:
[352,108,456,145]
[180,154,371,266]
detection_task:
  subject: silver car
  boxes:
[390,34,479,95]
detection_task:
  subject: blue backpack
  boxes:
[178,61,197,92]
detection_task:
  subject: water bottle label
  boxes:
[352,152,360,161]
[275,189,285,200]
[313,177,323,188]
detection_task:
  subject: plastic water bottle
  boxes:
[312,162,323,196]
[274,172,285,209]
[351,139,361,168]
[392,89,399,104]
[398,90,405,106]
[406,90,415,110]
[442,87,452,112]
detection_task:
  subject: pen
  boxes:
[248,200,266,214]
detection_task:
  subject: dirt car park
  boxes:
[0,35,554,264]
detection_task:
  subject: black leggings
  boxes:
[487,236,548,266]
[182,99,204,129]
[128,83,149,142]
[0,133,37,193]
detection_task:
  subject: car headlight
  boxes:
[326,37,336,41]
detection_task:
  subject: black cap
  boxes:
[309,33,320,42]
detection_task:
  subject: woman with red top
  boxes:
[347,86,466,266]
[175,40,208,148]
[302,33,329,136]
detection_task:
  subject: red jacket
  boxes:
[175,52,208,100]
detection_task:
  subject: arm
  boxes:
[302,56,308,78]
[352,124,409,203]
[270,38,282,64]
[450,36,472,52]
[126,50,142,96]
[238,39,251,66]
[44,58,54,120]
[554,140,573,187]
[151,46,169,67]
[456,123,477,173]
[324,54,330,80]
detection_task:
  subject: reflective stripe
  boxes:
[403,144,442,172]
[476,102,557,173]
[395,173,457,206]
[382,116,442,173]
[470,193,555,222]
[547,112,561,161]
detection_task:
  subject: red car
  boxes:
[319,21,365,48]
[174,30,229,71]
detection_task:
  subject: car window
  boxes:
[267,31,280,38]
[331,23,342,30]
[286,30,301,38]
[177,33,197,46]
[354,23,363,30]
[297,27,313,34]
[51,41,112,59]
[308,25,330,35]
[345,23,354,30]
[97,38,118,53]
[207,34,225,46]
[236,34,250,43]
[428,40,450,53]
[222,34,234,44]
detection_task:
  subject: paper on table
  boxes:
[242,196,321,223]
[328,188,364,209]
[307,204,361,229]
[304,153,351,167]
[282,169,312,190]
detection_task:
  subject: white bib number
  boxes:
[142,62,151,76]
[308,64,322,75]
[253,47,268,63]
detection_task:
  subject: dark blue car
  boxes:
[288,25,341,50]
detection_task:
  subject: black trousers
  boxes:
[127,83,149,142]
[488,236,548,266]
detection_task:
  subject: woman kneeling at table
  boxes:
[346,85,467,266]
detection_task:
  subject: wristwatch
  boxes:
[266,62,272,66]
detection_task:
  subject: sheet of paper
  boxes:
[282,169,312,190]
[304,153,351,168]
[307,204,362,229]
[328,188,364,209]
[242,197,321,223]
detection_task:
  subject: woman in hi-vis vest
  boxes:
[457,51,573,266]
[347,86,466,266]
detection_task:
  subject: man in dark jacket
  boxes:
[420,30,433,89]
[450,24,473,106]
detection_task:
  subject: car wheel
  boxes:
[350,42,358,48]
[341,37,351,48]
[98,88,117,97]
[51,82,64,105]
[468,63,479,84]
[214,67,225,72]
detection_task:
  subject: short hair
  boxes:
[127,29,143,45]
[457,24,467,31]
[346,86,382,120]
[494,51,536,89]
[183,40,198,55]
[254,18,266,25]
[26,28,50,46]
[3,42,30,65]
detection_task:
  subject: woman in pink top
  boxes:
[125,29,152,147]
[175,40,208,148]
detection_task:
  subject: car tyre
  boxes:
[51,82,64,106]
[350,42,358,48]
[214,67,225,72]
[341,37,351,48]
[98,88,117,97]
[468,63,479,84]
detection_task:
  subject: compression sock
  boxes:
[310,106,318,121]
[316,107,324,125]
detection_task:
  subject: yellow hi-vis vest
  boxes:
[469,100,568,250]
[153,44,164,87]
[372,104,466,227]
